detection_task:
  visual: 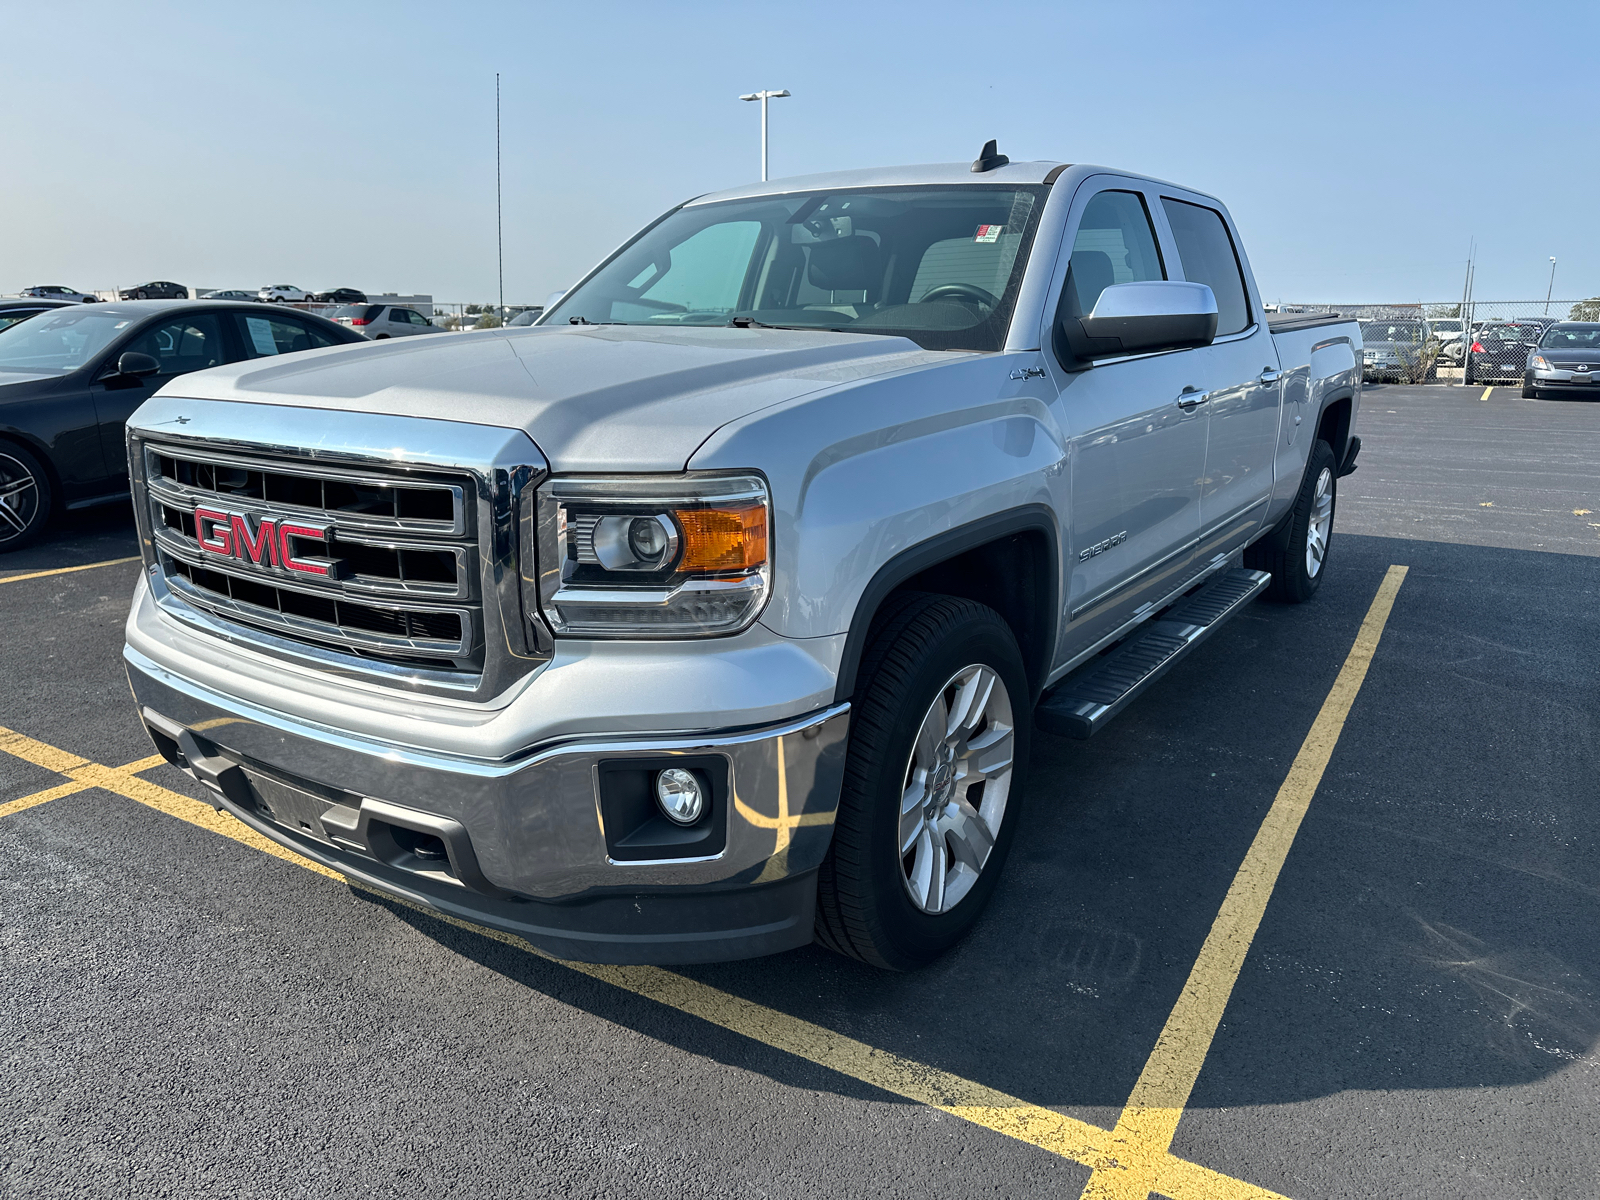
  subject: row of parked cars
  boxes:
[20,283,372,304]
[1357,314,1597,392]
[1360,314,1600,396]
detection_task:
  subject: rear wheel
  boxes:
[0,441,53,552]
[815,595,1029,970]
[1245,439,1337,604]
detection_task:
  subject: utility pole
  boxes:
[1456,243,1473,387]
[1545,256,1557,315]
[496,73,504,324]
[739,89,790,181]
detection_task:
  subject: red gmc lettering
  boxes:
[194,507,233,556]
[231,514,280,566]
[277,523,331,576]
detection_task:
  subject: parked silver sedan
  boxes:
[329,303,445,339]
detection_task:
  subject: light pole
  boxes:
[1544,256,1557,315]
[739,89,790,181]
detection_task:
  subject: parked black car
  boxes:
[1523,322,1600,399]
[117,281,190,300]
[0,298,78,333]
[1466,320,1547,384]
[0,301,365,550]
[309,287,367,304]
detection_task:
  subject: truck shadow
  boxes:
[376,531,1600,1114]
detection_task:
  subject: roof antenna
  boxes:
[970,139,1009,173]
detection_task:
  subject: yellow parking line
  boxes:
[1479,386,1493,402]
[1080,566,1408,1200]
[0,556,141,586]
[0,778,94,818]
[0,727,90,773]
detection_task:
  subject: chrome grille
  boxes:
[143,443,480,672]
[128,397,553,701]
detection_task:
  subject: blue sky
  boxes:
[3,1,1595,306]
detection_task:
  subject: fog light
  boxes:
[654,768,705,825]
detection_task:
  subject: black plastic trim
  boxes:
[833,504,1059,704]
[1043,164,1073,185]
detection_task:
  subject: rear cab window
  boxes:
[1160,198,1252,336]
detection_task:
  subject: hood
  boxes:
[157,325,951,471]
[1534,347,1600,364]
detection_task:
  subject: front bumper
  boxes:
[1528,369,1598,392]
[127,647,851,964]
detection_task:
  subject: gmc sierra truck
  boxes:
[122,148,1362,969]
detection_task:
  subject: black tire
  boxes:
[815,594,1030,970]
[1245,439,1337,604]
[0,440,54,552]
[1522,386,1539,400]
[134,289,148,300]
[374,333,390,339]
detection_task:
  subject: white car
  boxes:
[329,303,444,339]
[1430,317,1466,362]
[258,285,307,303]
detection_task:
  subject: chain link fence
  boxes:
[1273,298,1600,384]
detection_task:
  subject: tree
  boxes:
[475,312,502,329]
[1569,298,1600,321]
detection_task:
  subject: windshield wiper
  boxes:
[727,316,865,334]
[568,315,625,326]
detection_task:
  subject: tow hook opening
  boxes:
[387,824,449,863]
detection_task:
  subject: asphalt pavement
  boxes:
[1,383,1596,1198]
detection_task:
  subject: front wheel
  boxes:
[815,595,1029,970]
[1522,386,1539,399]
[0,441,53,552]
[1246,439,1337,604]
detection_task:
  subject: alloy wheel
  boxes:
[0,452,42,544]
[1305,466,1334,578]
[897,663,1016,915]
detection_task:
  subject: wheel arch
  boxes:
[1314,390,1354,464]
[833,504,1059,706]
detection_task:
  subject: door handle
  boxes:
[1175,387,1209,410]
[1259,367,1282,385]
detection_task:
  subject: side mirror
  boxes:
[116,351,161,378]
[1065,281,1219,364]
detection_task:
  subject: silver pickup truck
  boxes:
[122,149,1361,969]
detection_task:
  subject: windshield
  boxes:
[1361,322,1423,343]
[0,308,135,374]
[1540,324,1600,349]
[1432,320,1462,333]
[546,185,1047,352]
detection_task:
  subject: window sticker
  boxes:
[974,224,1004,243]
[245,316,280,356]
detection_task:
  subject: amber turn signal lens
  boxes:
[674,503,767,572]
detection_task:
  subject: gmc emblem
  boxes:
[193,506,337,577]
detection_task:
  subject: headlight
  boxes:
[533,473,771,638]
[1529,355,1550,370]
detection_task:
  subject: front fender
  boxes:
[689,355,1065,643]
